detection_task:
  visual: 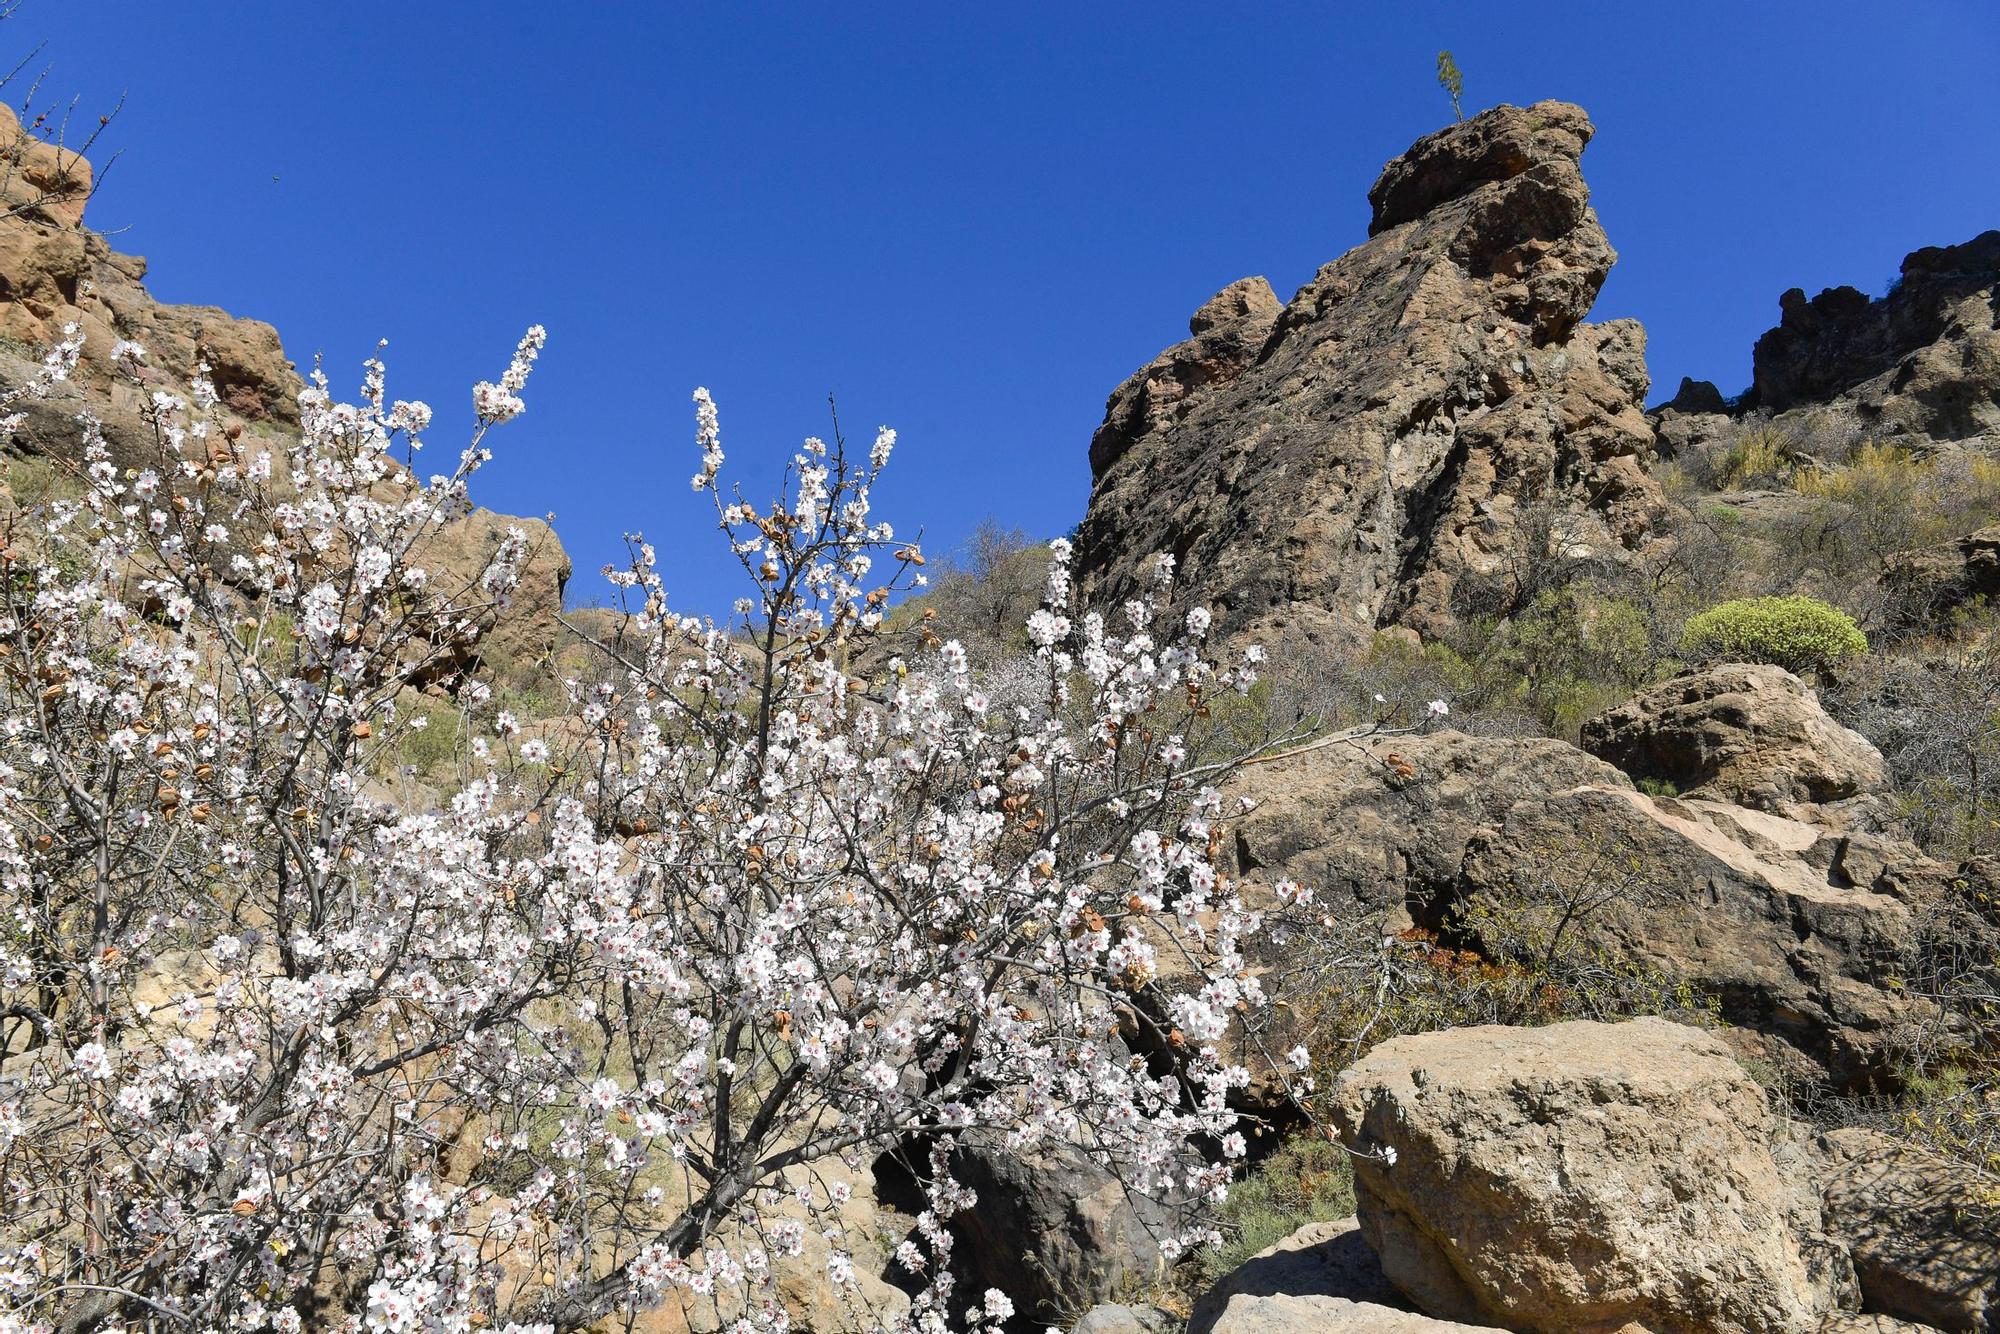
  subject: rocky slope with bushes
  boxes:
[1058,99,1999,1334]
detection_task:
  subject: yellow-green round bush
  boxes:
[1680,595,1867,674]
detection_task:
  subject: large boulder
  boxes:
[1076,101,1665,650]
[1822,1128,2000,1332]
[1445,782,1943,1088]
[1330,1018,1857,1333]
[1072,1305,1177,1334]
[1198,1291,1501,1333]
[1580,663,1889,818]
[1223,729,1632,920]
[1223,723,1976,1089]
[417,508,573,686]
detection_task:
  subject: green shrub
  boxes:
[1681,595,1867,674]
[397,699,466,775]
[1194,1134,1355,1290]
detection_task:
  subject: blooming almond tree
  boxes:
[0,328,1288,1332]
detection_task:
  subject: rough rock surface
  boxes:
[1882,524,2000,629]
[1580,663,1889,816]
[1748,231,2000,440]
[1190,1218,1502,1333]
[1223,729,1630,921]
[1,102,94,228]
[1822,1128,2000,1332]
[1445,781,1950,1087]
[1076,101,1665,648]
[1199,1291,1501,1333]
[1071,1304,1178,1334]
[1224,722,1976,1087]
[946,1136,1181,1324]
[1330,1018,1856,1333]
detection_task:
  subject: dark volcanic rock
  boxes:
[1076,101,1665,649]
[1660,375,1729,415]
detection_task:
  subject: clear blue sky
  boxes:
[18,3,2000,614]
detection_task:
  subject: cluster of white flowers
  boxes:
[471,324,546,423]
[0,326,1306,1332]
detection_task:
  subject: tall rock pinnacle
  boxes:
[1075,101,1664,648]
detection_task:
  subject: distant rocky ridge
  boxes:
[1076,101,1664,648]
[1654,229,1999,462]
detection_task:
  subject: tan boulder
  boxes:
[1199,1291,1501,1333]
[1447,782,1941,1087]
[1580,664,1889,818]
[1191,1218,1501,1333]
[414,508,573,687]
[1330,1018,1857,1333]
[1222,726,1973,1089]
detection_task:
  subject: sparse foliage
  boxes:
[1435,51,1464,122]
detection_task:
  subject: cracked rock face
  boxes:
[1075,101,1664,650]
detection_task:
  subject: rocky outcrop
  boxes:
[1224,729,1629,921]
[1822,1128,2000,1332]
[1882,524,2000,629]
[1330,1018,1857,1333]
[1,102,93,229]
[1748,232,2000,441]
[1072,1305,1178,1334]
[1653,231,2000,459]
[1199,1291,1500,1333]
[1076,101,1665,649]
[1223,720,1976,1088]
[1446,782,1945,1087]
[1580,663,1889,818]
[946,1136,1183,1324]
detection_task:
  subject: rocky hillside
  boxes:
[4,87,1997,1334]
[1659,228,2000,446]
[1055,102,2000,1334]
